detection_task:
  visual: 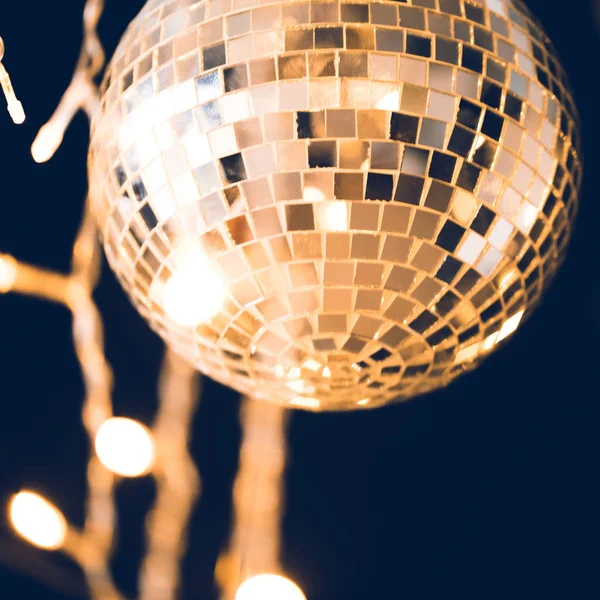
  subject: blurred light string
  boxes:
[0,1,119,594]
[215,398,290,599]
[0,35,25,124]
[1,1,203,598]
[31,0,105,163]
[1,218,203,600]
[0,204,122,599]
[138,351,202,600]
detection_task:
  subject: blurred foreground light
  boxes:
[10,491,67,550]
[0,37,25,125]
[236,574,307,600]
[0,254,17,292]
[31,122,64,163]
[95,417,155,477]
[163,249,226,327]
[7,99,25,124]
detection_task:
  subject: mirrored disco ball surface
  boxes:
[89,0,581,411]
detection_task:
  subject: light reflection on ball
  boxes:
[89,0,581,411]
[163,247,227,326]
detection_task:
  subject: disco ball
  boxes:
[89,0,581,411]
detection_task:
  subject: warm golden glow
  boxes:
[0,254,17,292]
[163,249,226,327]
[95,418,155,477]
[10,491,67,550]
[236,575,307,600]
[32,122,65,164]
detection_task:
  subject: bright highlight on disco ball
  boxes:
[163,246,227,326]
[89,0,581,411]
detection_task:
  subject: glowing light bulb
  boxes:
[0,254,17,292]
[236,575,307,600]
[163,249,226,327]
[0,38,26,125]
[10,491,67,550]
[95,417,155,477]
[7,100,25,124]
[31,122,64,163]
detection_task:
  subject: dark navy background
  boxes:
[0,1,598,598]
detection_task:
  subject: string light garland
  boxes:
[0,0,585,598]
[138,350,202,600]
[215,398,302,600]
[0,35,25,124]
[31,0,105,163]
[1,205,205,600]
[2,202,123,599]
[3,3,202,599]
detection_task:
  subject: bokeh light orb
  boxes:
[9,491,67,550]
[236,574,306,600]
[89,0,581,411]
[95,417,155,477]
